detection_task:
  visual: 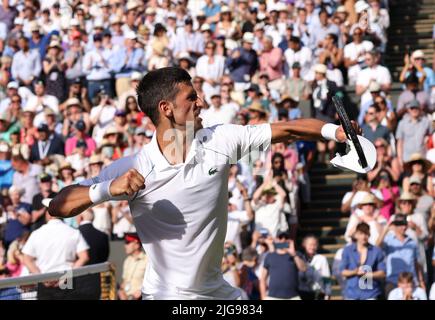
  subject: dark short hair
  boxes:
[355,222,370,236]
[398,272,414,283]
[136,67,192,125]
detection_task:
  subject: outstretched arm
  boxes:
[49,169,145,218]
[270,118,356,144]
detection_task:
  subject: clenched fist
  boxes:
[110,169,146,197]
[335,120,362,143]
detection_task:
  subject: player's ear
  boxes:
[158,100,173,119]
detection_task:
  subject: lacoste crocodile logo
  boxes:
[208,168,218,176]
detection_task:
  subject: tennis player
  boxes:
[49,67,355,300]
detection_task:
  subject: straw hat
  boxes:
[89,154,104,165]
[398,192,416,202]
[358,193,376,206]
[59,161,75,172]
[248,101,268,115]
[404,153,432,172]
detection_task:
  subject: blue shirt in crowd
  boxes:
[340,243,386,300]
[382,233,418,285]
[263,252,299,299]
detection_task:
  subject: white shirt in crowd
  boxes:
[284,46,313,79]
[253,196,286,237]
[226,210,251,254]
[22,219,89,273]
[356,65,391,106]
[388,287,427,300]
[90,104,117,143]
[80,123,272,300]
[200,103,238,128]
[25,94,59,127]
[343,41,374,85]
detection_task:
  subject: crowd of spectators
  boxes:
[0,0,434,300]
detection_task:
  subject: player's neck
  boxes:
[156,125,194,165]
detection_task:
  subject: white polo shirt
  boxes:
[81,123,272,299]
[22,219,89,273]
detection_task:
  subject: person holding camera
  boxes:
[259,232,306,300]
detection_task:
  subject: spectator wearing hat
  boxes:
[11,153,42,204]
[402,153,432,194]
[215,5,239,39]
[388,271,427,300]
[400,49,435,95]
[65,139,90,179]
[340,222,386,300]
[172,17,205,61]
[0,142,13,191]
[82,33,114,100]
[260,232,306,300]
[397,73,430,119]
[343,26,374,86]
[42,40,67,102]
[11,36,41,88]
[147,40,170,72]
[0,82,22,116]
[407,175,434,220]
[61,98,91,138]
[377,213,425,296]
[247,101,269,125]
[3,185,32,250]
[111,31,145,97]
[281,62,312,103]
[118,232,148,300]
[226,32,258,92]
[29,123,64,164]
[344,193,386,246]
[30,173,57,231]
[252,173,288,237]
[64,119,97,158]
[109,15,125,47]
[311,63,340,127]
[25,79,59,128]
[396,99,432,165]
[28,21,48,60]
[176,51,196,78]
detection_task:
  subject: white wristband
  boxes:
[321,123,339,142]
[89,179,114,204]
